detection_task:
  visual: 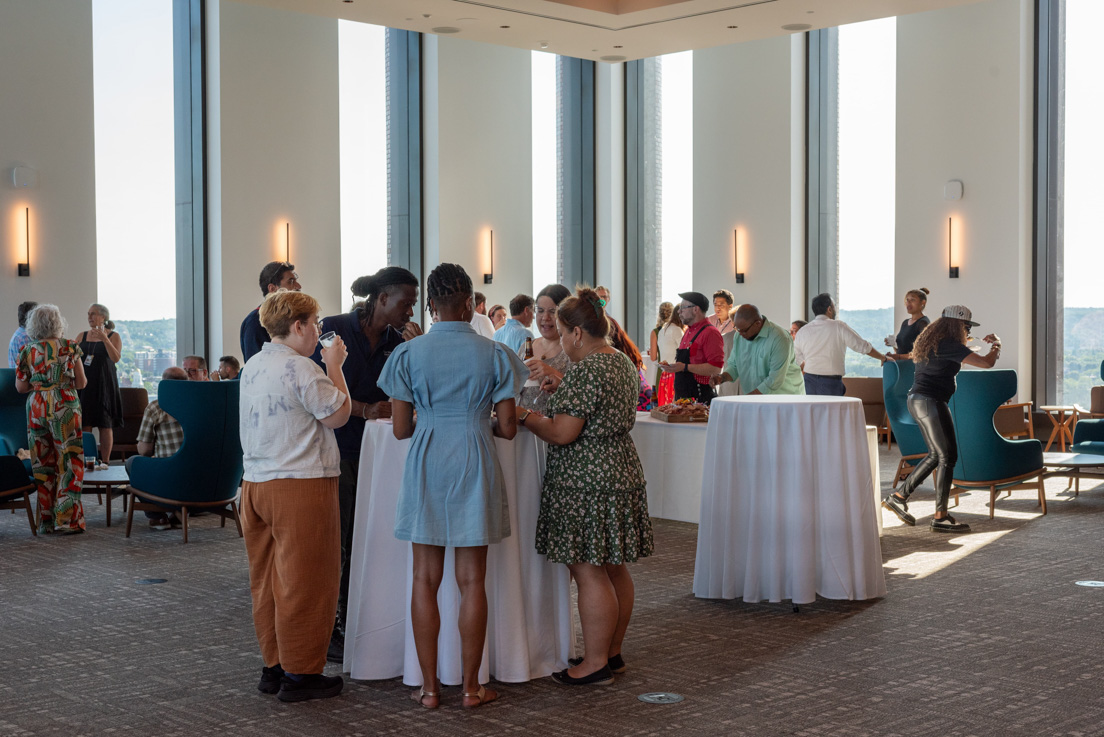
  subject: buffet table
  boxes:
[693,396,886,604]
[631,412,708,523]
[343,421,574,686]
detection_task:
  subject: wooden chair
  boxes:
[0,455,36,536]
[994,402,1034,440]
[125,380,243,543]
[111,387,149,459]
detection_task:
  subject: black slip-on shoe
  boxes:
[277,673,344,702]
[930,515,971,533]
[881,495,916,526]
[568,654,626,674]
[258,664,284,694]
[551,665,614,686]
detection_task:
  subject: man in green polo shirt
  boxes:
[711,304,805,396]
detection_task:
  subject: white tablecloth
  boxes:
[344,421,574,685]
[693,396,886,604]
[632,412,709,523]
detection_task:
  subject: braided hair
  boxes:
[426,263,474,313]
[356,266,419,325]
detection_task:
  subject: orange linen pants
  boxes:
[241,477,340,675]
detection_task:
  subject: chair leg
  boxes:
[232,500,243,538]
[989,485,996,519]
[23,492,36,536]
[125,496,135,538]
[181,507,189,544]
[1038,476,1047,515]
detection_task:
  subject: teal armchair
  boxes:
[882,361,937,490]
[0,369,35,534]
[125,379,243,543]
[947,370,1046,518]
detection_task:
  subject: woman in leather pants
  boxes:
[881,305,1001,533]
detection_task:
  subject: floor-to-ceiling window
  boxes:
[532,50,558,293]
[835,17,896,377]
[339,20,388,310]
[1058,1,1104,407]
[93,0,176,393]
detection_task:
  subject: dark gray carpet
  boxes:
[1,448,1103,736]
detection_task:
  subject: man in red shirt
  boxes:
[658,291,725,404]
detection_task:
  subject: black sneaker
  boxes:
[258,664,284,694]
[277,673,344,702]
[930,515,970,533]
[326,630,344,665]
[568,654,626,674]
[550,665,614,686]
[881,494,916,526]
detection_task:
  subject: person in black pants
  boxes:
[881,305,1001,533]
[886,287,931,359]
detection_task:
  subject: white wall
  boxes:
[0,0,97,344]
[692,35,806,329]
[425,37,533,313]
[209,0,341,360]
[896,0,1032,395]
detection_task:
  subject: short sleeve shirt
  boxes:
[678,321,725,385]
[239,342,347,482]
[911,340,973,403]
[136,400,184,458]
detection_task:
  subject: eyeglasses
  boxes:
[536,306,558,317]
[735,318,763,336]
[316,318,324,331]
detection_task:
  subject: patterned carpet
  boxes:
[1,448,1103,736]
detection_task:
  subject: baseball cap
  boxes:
[941,305,980,327]
[678,291,710,313]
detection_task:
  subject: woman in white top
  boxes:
[648,302,684,406]
[238,289,352,703]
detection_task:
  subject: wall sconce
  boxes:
[484,229,494,284]
[284,222,291,264]
[18,207,30,277]
[948,217,959,278]
[733,229,744,284]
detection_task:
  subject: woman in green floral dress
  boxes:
[521,287,653,687]
[14,304,88,534]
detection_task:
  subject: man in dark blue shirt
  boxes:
[240,261,302,362]
[322,266,423,662]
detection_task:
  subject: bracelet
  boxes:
[361,404,368,419]
[519,410,530,425]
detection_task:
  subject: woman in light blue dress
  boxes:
[378,263,527,710]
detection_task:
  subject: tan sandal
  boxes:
[411,686,439,709]
[461,685,498,709]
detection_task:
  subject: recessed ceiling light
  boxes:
[600,55,626,62]
[727,25,737,29]
[613,45,623,48]
[432,26,461,33]
[781,23,811,31]
[500,25,510,28]
[539,41,549,49]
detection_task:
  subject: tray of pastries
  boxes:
[650,399,710,423]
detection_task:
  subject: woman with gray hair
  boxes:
[77,303,123,463]
[14,305,88,534]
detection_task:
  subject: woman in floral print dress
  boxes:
[521,287,653,687]
[14,304,88,534]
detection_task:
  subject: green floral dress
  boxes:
[535,351,654,565]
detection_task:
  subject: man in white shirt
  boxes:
[793,293,886,395]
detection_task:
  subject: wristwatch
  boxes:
[518,409,531,425]
[682,363,690,374]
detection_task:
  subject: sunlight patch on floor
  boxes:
[883,528,1017,579]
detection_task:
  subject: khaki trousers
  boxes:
[241,477,340,675]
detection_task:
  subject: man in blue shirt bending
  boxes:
[493,294,535,355]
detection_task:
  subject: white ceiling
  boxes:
[232,0,984,62]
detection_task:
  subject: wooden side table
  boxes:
[1039,405,1076,452]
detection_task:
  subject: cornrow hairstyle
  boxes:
[426,263,474,312]
[356,266,419,325]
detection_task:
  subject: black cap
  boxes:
[678,291,709,313]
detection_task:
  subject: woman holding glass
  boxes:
[519,283,572,414]
[239,289,351,702]
[521,288,654,686]
[77,303,123,463]
[886,287,931,360]
[15,305,88,534]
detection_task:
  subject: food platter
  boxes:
[650,400,710,423]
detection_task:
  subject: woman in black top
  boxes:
[77,303,124,463]
[886,287,930,359]
[881,305,1001,533]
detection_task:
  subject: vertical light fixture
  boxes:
[484,229,494,284]
[17,207,30,277]
[948,217,959,278]
[285,222,291,264]
[733,228,744,284]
